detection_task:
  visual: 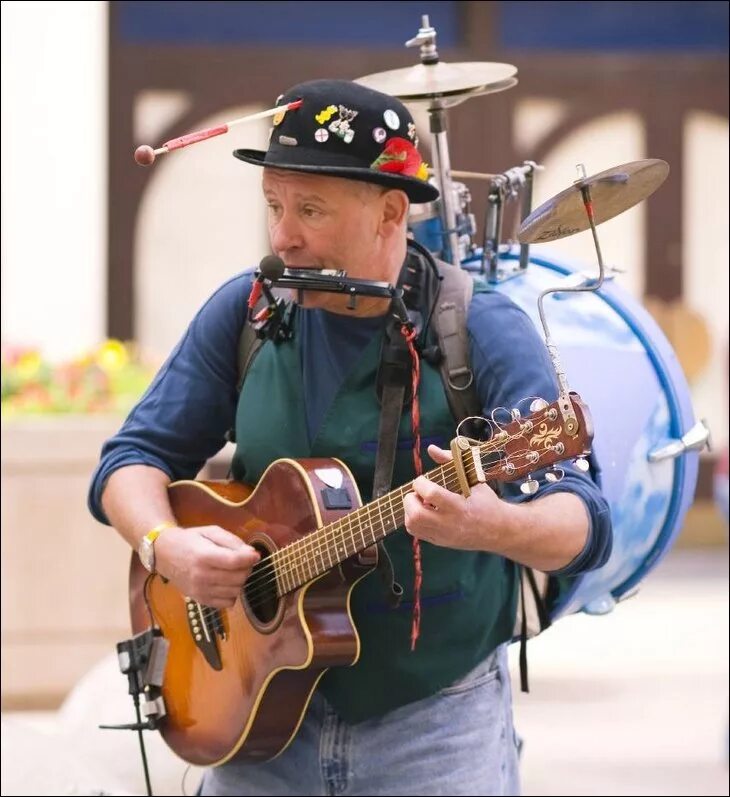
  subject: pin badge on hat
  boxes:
[314,128,329,143]
[372,127,387,143]
[329,105,358,144]
[407,121,419,147]
[384,110,400,130]
[279,135,298,146]
[315,105,338,125]
[272,94,288,126]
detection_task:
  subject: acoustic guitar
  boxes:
[129,393,592,766]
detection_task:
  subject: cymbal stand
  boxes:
[537,164,607,433]
[428,103,461,266]
[406,16,461,266]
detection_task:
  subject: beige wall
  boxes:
[135,103,270,359]
[1,418,129,707]
[1,2,107,362]
[683,111,729,447]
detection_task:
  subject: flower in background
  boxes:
[1,340,156,416]
[95,339,130,371]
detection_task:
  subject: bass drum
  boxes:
[462,247,701,619]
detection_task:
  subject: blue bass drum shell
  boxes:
[464,247,699,619]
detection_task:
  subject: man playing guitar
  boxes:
[89,79,611,796]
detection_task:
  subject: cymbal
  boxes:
[518,159,669,244]
[355,61,518,101]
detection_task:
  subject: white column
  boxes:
[1,1,107,362]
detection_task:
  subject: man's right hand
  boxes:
[154,526,261,608]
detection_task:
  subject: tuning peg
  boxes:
[511,408,521,421]
[529,398,548,413]
[545,467,565,483]
[574,457,590,472]
[520,477,539,496]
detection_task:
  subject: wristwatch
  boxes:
[138,521,176,574]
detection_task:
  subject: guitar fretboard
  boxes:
[271,462,460,595]
[255,397,586,598]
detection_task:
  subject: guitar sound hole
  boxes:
[243,543,281,626]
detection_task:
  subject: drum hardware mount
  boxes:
[550,265,624,294]
[481,161,543,284]
[648,419,711,462]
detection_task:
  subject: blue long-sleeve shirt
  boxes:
[88,270,611,577]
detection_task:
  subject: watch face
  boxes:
[139,539,155,573]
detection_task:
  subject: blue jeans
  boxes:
[200,644,521,796]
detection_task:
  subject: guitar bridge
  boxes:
[185,597,223,670]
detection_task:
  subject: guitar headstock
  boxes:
[457,393,593,490]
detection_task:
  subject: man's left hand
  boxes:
[403,444,512,551]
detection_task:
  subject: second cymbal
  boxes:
[356,60,518,101]
[518,159,670,244]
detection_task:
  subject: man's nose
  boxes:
[270,210,305,253]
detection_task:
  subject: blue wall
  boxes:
[498,1,729,52]
[117,1,728,52]
[118,1,461,47]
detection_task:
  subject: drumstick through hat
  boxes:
[134,99,303,166]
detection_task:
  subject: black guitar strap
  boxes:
[371,310,413,609]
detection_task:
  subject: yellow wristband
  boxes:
[145,520,177,543]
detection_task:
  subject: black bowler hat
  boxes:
[234,79,439,204]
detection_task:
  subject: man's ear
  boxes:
[380,189,409,235]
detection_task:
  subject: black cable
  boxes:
[143,575,157,630]
[405,239,443,353]
[132,690,154,796]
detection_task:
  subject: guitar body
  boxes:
[129,458,375,766]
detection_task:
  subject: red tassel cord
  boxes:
[401,325,423,651]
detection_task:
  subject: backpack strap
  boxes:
[516,565,552,692]
[431,262,482,423]
[227,292,269,444]
[236,315,264,395]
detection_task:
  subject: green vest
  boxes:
[232,318,519,723]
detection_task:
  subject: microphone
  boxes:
[248,255,286,309]
[259,255,286,281]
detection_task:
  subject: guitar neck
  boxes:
[271,461,461,595]
[268,393,592,596]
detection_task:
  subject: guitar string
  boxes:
[259,426,538,593]
[238,443,543,611]
[239,435,513,608]
[213,436,549,616]
[202,468,462,619]
[263,405,570,586]
[197,433,555,619]
[193,419,572,621]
